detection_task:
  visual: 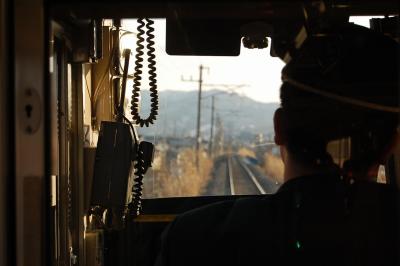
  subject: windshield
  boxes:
[113,17,388,198]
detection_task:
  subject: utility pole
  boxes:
[182,64,209,170]
[209,95,215,157]
[196,64,203,169]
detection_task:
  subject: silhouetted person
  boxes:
[154,23,399,266]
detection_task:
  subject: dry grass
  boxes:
[263,153,284,184]
[150,148,213,197]
[238,147,256,158]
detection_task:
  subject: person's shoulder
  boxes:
[171,195,278,234]
[188,198,236,216]
[161,199,239,261]
[162,197,273,252]
[157,195,289,266]
[172,198,236,230]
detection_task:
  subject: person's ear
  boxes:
[273,108,286,145]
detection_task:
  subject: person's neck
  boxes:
[284,158,316,183]
[283,155,338,183]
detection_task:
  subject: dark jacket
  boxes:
[154,174,398,266]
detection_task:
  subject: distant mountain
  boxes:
[134,89,280,140]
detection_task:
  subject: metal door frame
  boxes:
[1,0,15,265]
[14,0,49,265]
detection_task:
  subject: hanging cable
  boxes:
[123,18,157,219]
[129,146,145,217]
[128,141,154,218]
[131,18,159,127]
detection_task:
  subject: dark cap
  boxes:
[282,22,399,111]
[280,23,399,144]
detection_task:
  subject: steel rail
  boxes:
[235,156,266,194]
[227,156,236,195]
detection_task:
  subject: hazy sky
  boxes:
[120,17,373,103]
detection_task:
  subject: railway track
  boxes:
[226,155,266,195]
[204,154,279,196]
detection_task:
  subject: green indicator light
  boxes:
[296,241,301,249]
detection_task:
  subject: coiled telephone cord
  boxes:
[130,18,159,127]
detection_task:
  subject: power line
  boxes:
[181,65,251,169]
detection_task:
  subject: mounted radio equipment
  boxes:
[89,18,158,229]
